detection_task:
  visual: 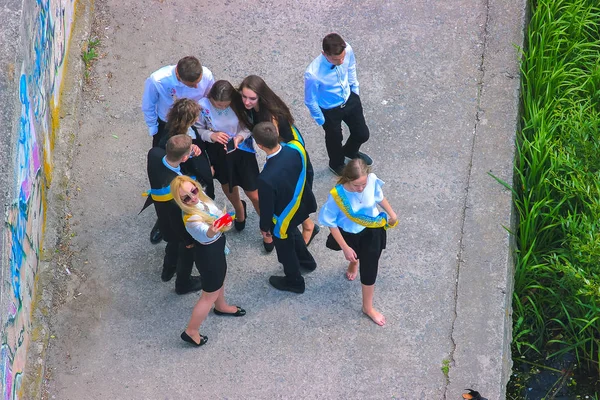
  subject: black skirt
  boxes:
[193,235,228,293]
[207,143,259,192]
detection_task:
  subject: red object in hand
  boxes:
[213,213,234,230]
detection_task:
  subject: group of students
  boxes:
[141,33,398,347]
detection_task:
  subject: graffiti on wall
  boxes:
[1,0,75,399]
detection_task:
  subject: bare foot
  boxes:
[363,307,386,326]
[346,261,358,281]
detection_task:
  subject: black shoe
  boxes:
[234,200,247,232]
[175,276,202,295]
[161,264,176,282]
[268,275,305,294]
[263,240,275,253]
[180,331,208,347]
[300,262,317,272]
[328,164,344,176]
[306,225,320,247]
[150,223,163,244]
[355,151,373,166]
[345,151,373,166]
[213,306,246,317]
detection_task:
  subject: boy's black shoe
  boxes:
[345,151,373,166]
[268,276,305,294]
[328,164,344,176]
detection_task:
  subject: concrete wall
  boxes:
[0,0,76,398]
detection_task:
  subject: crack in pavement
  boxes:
[442,0,492,398]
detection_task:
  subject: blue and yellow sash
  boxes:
[143,185,173,202]
[142,175,197,203]
[290,124,305,147]
[330,185,398,230]
[271,140,307,239]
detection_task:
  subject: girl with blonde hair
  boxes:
[318,159,398,326]
[171,175,246,347]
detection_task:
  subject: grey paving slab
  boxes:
[42,0,524,399]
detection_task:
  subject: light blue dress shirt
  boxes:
[318,173,384,234]
[141,65,214,136]
[304,43,359,126]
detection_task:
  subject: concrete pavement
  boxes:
[41,0,525,398]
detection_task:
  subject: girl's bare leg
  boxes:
[301,218,315,244]
[244,189,260,215]
[184,289,220,343]
[346,261,359,281]
[213,286,237,314]
[361,284,386,326]
[221,184,245,222]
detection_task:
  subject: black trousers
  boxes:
[164,241,195,286]
[321,92,370,169]
[151,118,168,148]
[273,227,316,283]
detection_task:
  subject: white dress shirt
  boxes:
[184,201,224,244]
[141,65,214,136]
[304,43,359,125]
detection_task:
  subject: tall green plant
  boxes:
[513,0,600,375]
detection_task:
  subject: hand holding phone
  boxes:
[213,212,235,229]
[226,139,236,153]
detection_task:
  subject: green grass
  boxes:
[82,37,100,80]
[511,0,600,380]
[441,359,450,380]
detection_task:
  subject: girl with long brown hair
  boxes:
[239,75,320,248]
[195,80,272,249]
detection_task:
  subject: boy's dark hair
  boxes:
[322,33,346,56]
[166,134,192,162]
[252,122,280,149]
[176,56,203,82]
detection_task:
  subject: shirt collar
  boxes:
[266,144,283,160]
[162,156,182,174]
[321,54,336,69]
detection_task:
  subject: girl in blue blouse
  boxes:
[171,175,246,347]
[318,159,398,326]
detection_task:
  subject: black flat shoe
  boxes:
[234,200,247,232]
[213,306,246,317]
[306,225,320,247]
[180,331,208,347]
[263,240,275,253]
